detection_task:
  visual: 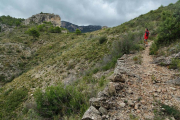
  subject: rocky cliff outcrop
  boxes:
[24,13,61,27]
[61,21,102,33]
[0,24,14,32]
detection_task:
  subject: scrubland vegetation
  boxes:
[0,1,180,119]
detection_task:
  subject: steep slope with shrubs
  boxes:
[0,1,180,119]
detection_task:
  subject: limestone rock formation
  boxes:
[0,24,14,32]
[24,13,61,27]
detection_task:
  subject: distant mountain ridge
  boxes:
[61,21,102,33]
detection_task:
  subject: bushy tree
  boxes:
[26,28,40,39]
[48,26,61,33]
[54,26,61,33]
[15,21,21,26]
[75,29,81,35]
[157,9,180,45]
[37,24,45,31]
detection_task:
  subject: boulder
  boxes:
[97,87,109,98]
[118,102,126,107]
[82,106,102,120]
[112,74,125,83]
[153,56,172,66]
[89,98,105,108]
[118,54,127,60]
[167,78,180,86]
[128,100,134,107]
[99,107,108,115]
[108,82,117,96]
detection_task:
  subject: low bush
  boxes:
[133,55,142,64]
[0,87,28,119]
[161,104,180,119]
[37,24,45,32]
[25,28,40,39]
[98,76,106,87]
[99,36,107,44]
[149,41,159,55]
[0,75,5,82]
[169,58,180,69]
[48,26,61,33]
[34,84,89,118]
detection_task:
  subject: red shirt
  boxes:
[144,30,149,39]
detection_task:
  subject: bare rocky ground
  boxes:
[82,42,180,120]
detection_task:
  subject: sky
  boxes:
[0,0,178,27]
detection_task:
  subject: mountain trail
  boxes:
[108,41,180,119]
[82,41,180,120]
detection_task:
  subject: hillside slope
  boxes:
[0,1,180,120]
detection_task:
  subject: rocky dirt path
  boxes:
[112,42,180,120]
[82,42,180,120]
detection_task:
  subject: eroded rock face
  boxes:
[24,13,61,27]
[82,56,126,120]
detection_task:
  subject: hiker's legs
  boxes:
[144,39,148,47]
[146,39,148,45]
[144,39,147,44]
[144,39,146,45]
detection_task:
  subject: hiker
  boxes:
[144,28,149,46]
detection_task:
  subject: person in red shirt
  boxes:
[144,28,149,47]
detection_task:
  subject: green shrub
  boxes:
[34,84,88,118]
[0,75,5,82]
[99,36,107,44]
[48,26,61,33]
[75,29,81,35]
[25,28,40,39]
[0,87,28,119]
[149,42,159,55]
[169,58,180,69]
[151,6,180,53]
[99,76,106,87]
[92,68,99,74]
[54,27,61,33]
[102,56,119,71]
[161,104,180,119]
[132,44,144,51]
[48,26,55,33]
[37,24,45,31]
[133,55,142,64]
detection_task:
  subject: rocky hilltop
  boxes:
[24,13,61,27]
[61,21,102,33]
